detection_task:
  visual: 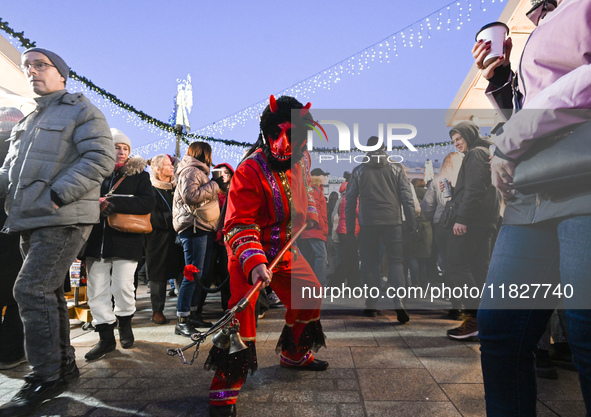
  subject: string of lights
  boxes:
[193,0,504,138]
[1,0,501,164]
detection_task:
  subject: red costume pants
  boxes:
[208,250,325,406]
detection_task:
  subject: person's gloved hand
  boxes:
[212,176,225,188]
[99,197,116,216]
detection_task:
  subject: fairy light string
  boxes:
[1,0,502,162]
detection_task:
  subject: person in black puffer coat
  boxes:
[83,128,155,360]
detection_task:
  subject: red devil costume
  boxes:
[206,96,327,417]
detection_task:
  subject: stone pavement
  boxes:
[0,283,585,417]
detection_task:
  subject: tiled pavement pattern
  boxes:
[0,284,585,417]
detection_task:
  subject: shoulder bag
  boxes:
[186,198,220,226]
[106,176,153,233]
[513,120,591,195]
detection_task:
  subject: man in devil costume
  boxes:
[206,95,328,417]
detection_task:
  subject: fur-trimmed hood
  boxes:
[119,156,148,176]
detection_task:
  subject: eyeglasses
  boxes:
[20,62,56,73]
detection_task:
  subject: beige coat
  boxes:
[172,155,219,233]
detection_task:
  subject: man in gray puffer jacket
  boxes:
[0,48,115,417]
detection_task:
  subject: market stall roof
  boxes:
[446,0,535,127]
[0,34,36,115]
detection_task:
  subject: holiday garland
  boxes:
[0,17,456,152]
[0,17,246,148]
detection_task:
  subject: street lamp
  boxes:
[174,124,184,158]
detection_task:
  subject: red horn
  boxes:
[269,95,278,113]
[300,102,312,117]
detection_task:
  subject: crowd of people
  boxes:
[1,1,591,415]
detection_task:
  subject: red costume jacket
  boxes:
[223,149,318,278]
[300,181,328,242]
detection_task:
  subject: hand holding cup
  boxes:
[473,22,511,79]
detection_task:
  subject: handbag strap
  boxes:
[107,175,127,196]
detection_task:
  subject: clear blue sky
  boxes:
[2,0,507,170]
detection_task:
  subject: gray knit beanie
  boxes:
[110,128,132,151]
[23,48,70,82]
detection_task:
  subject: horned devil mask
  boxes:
[259,95,318,171]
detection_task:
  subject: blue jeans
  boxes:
[14,225,92,381]
[177,228,214,316]
[298,238,328,286]
[479,216,591,416]
[358,225,404,309]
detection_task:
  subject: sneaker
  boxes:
[258,312,266,319]
[447,309,463,321]
[0,356,27,370]
[447,315,478,340]
[268,292,283,308]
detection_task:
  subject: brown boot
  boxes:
[152,311,168,325]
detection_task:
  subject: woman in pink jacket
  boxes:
[473,0,591,414]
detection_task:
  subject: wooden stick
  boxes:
[235,223,308,311]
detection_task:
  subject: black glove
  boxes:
[212,176,225,188]
[99,197,116,216]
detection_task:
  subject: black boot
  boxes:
[61,360,80,384]
[394,298,410,324]
[175,316,197,337]
[116,315,134,349]
[209,404,237,417]
[84,323,116,361]
[0,375,67,417]
[188,311,213,328]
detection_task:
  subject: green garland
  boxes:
[0,17,456,153]
[0,17,248,148]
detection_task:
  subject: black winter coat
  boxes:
[84,157,155,261]
[144,184,184,282]
[346,150,416,232]
[450,121,501,228]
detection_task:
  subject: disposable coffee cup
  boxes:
[211,168,223,180]
[475,22,509,68]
